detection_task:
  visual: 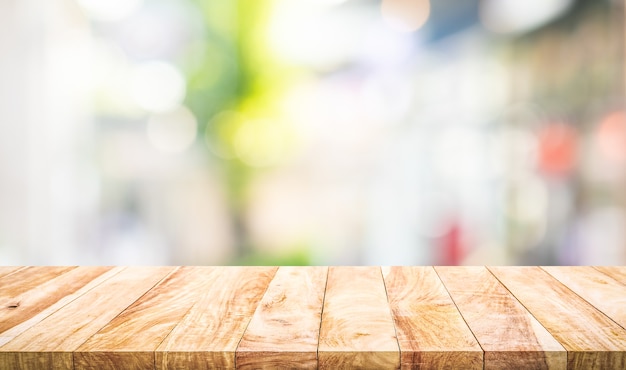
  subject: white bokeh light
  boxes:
[381,0,430,33]
[480,0,574,35]
[130,61,186,113]
[147,106,197,153]
[268,3,372,70]
[77,0,143,22]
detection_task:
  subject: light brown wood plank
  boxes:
[382,266,483,369]
[0,266,76,338]
[1,352,73,370]
[0,266,120,346]
[0,266,24,279]
[0,266,76,304]
[0,266,174,370]
[155,266,277,370]
[435,266,566,370]
[318,266,399,370]
[543,266,626,329]
[489,266,626,369]
[594,266,626,285]
[75,266,219,370]
[236,266,327,370]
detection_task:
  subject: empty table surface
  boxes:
[0,266,625,369]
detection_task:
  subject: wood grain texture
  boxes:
[0,352,73,370]
[543,266,626,329]
[2,266,626,369]
[0,266,119,346]
[382,266,482,369]
[318,266,399,370]
[236,266,327,370]
[0,266,77,342]
[594,266,626,285]
[0,266,23,279]
[1,266,76,334]
[75,266,219,370]
[435,266,566,370]
[0,266,75,310]
[0,266,174,370]
[489,266,626,370]
[155,266,277,370]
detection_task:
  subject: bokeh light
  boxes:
[1,0,624,266]
[147,106,197,153]
[381,0,431,32]
[536,122,578,177]
[77,0,144,22]
[234,119,294,167]
[596,111,626,164]
[576,207,626,265]
[268,1,371,70]
[480,0,574,35]
[130,61,186,113]
[204,110,243,159]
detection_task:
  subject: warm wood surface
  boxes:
[1,266,174,370]
[0,266,23,279]
[237,266,326,369]
[1,266,625,369]
[436,266,566,369]
[382,266,482,369]
[0,266,75,321]
[318,267,399,369]
[75,267,210,370]
[489,266,626,370]
[594,266,626,285]
[0,266,119,346]
[542,266,626,329]
[156,266,276,369]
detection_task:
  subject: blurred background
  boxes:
[1,0,625,266]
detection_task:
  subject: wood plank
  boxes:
[236,266,327,370]
[382,266,482,369]
[0,266,24,279]
[489,266,626,369]
[0,266,76,303]
[0,266,76,340]
[543,266,626,329]
[75,266,221,370]
[155,266,277,370]
[318,266,399,370]
[594,266,626,285]
[0,266,120,346]
[0,266,175,370]
[435,266,566,370]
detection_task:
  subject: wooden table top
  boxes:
[0,266,625,369]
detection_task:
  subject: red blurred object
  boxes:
[537,122,578,177]
[437,218,465,265]
[596,111,626,164]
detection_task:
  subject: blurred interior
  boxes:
[1,0,625,265]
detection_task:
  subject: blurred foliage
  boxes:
[234,247,311,266]
[183,0,308,262]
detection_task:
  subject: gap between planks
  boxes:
[316,267,330,369]
[1,266,177,370]
[489,266,626,370]
[437,266,565,369]
[432,266,486,355]
[385,267,483,369]
[541,266,626,330]
[379,266,402,360]
[154,267,277,370]
[2,266,626,370]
